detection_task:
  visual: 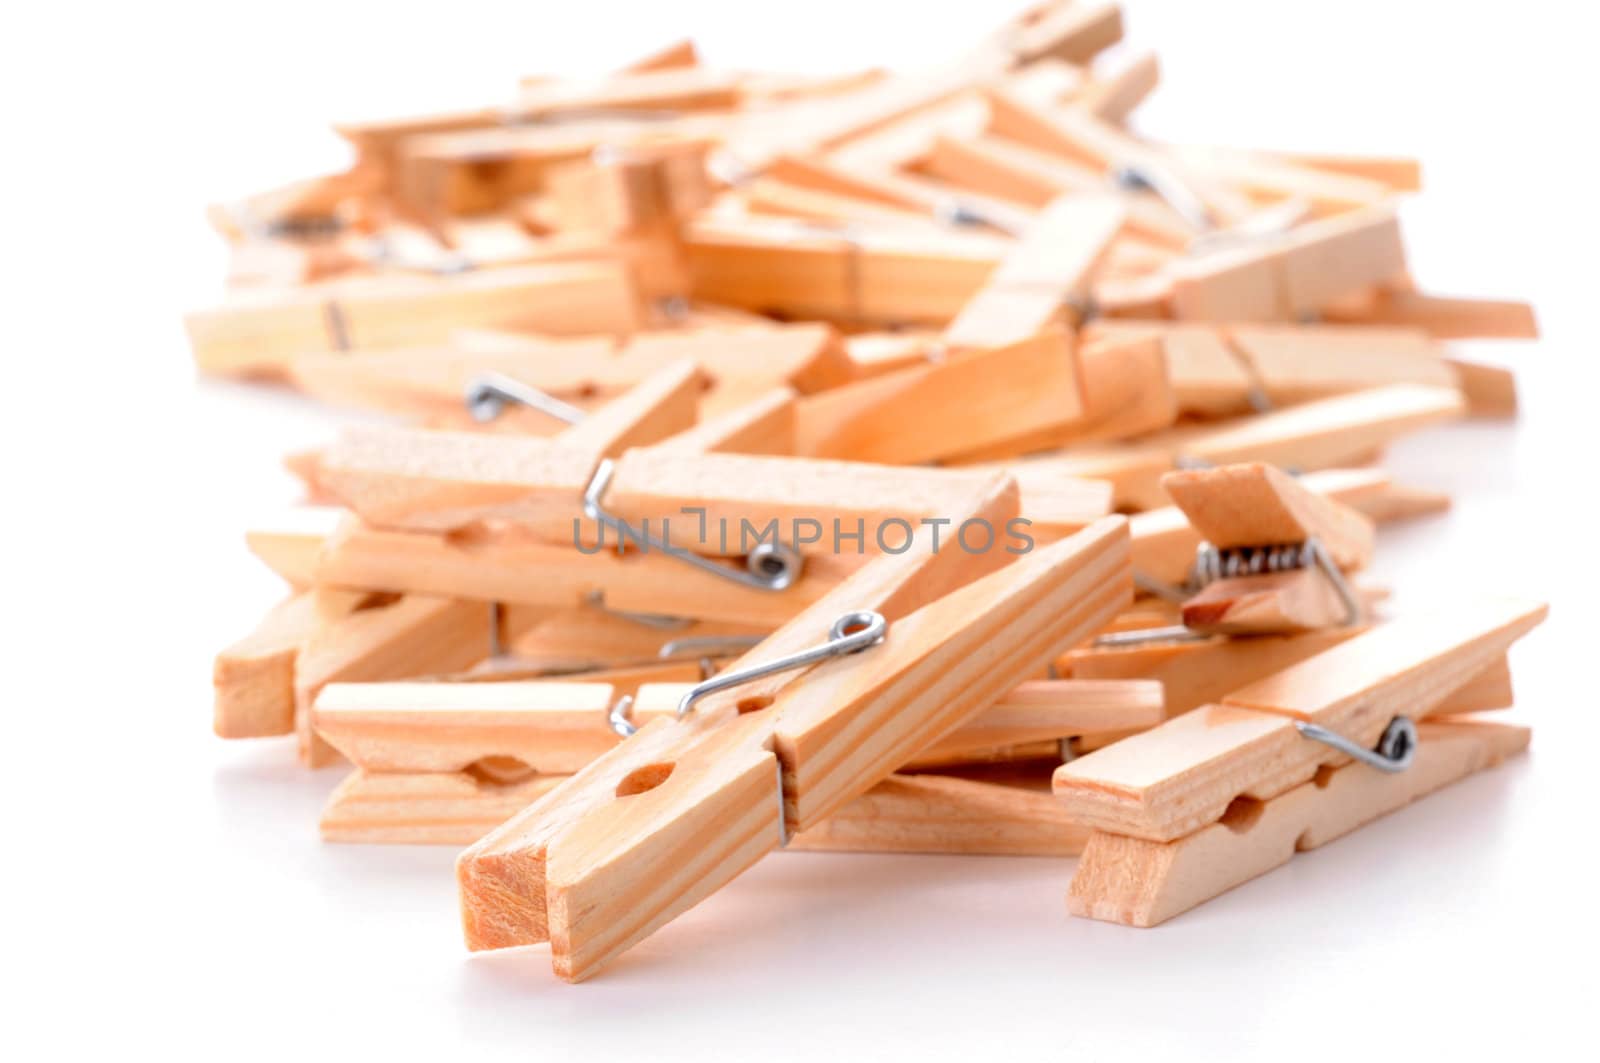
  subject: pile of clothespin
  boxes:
[202,1,1546,982]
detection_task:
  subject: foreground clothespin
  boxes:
[1054,597,1545,924]
[458,471,1131,980]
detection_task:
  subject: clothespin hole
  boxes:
[615,762,675,797]
[1218,794,1266,835]
[463,756,537,787]
[353,591,404,613]
[1311,763,1338,789]
[736,695,774,715]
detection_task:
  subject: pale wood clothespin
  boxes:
[287,322,848,421]
[942,329,1177,462]
[1054,597,1545,924]
[941,194,1126,350]
[596,447,1112,552]
[457,473,1132,980]
[997,383,1466,511]
[794,329,1090,463]
[313,671,1158,849]
[1160,461,1375,636]
[683,214,1008,325]
[185,261,639,375]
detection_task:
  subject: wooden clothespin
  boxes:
[1166,204,1409,322]
[1125,465,1444,591]
[789,771,1092,857]
[994,0,1125,67]
[984,86,1256,228]
[1161,462,1375,635]
[683,214,1007,325]
[943,328,1177,462]
[941,194,1126,350]
[1323,287,1539,340]
[314,358,705,537]
[1069,715,1531,925]
[920,133,1196,247]
[1010,383,1466,511]
[793,329,1088,463]
[287,322,850,420]
[1054,597,1545,923]
[186,261,639,375]
[457,471,1131,980]
[292,593,501,766]
[1077,48,1160,124]
[313,670,1158,848]
[214,589,376,738]
[595,446,1112,553]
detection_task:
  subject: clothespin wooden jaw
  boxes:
[459,468,1132,980]
[1160,461,1375,635]
[1055,597,1547,843]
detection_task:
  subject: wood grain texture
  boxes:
[1053,598,1546,841]
[945,330,1177,461]
[794,329,1085,462]
[458,502,1126,980]
[456,475,1023,958]
[316,428,598,535]
[1184,384,1467,470]
[683,216,1006,324]
[294,594,493,767]
[1162,461,1375,569]
[547,517,1129,979]
[214,590,369,738]
[906,678,1163,766]
[323,770,571,845]
[1180,568,1356,635]
[1067,719,1530,926]
[314,518,848,627]
[1066,627,1363,723]
[602,450,1036,556]
[790,773,1090,856]
[186,262,639,374]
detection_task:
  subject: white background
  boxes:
[5,1,1597,1058]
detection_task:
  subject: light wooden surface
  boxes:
[455,474,1023,951]
[186,262,639,373]
[1053,598,1546,840]
[314,517,849,626]
[1162,461,1375,568]
[790,773,1090,856]
[459,510,1129,980]
[794,329,1088,463]
[943,195,1125,349]
[1067,719,1530,926]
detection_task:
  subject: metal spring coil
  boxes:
[1192,542,1317,587]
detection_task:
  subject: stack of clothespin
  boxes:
[203,1,1545,982]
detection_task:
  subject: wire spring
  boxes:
[1192,542,1317,587]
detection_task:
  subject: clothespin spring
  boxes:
[1097,537,1361,648]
